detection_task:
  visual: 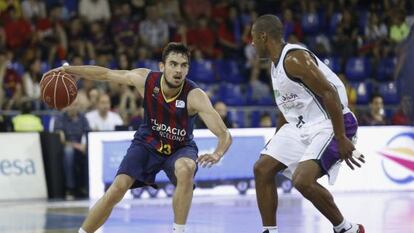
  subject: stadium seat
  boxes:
[350,81,371,105]
[378,82,399,104]
[229,110,246,128]
[358,10,369,34]
[322,57,341,73]
[250,110,262,128]
[329,13,342,34]
[376,57,396,81]
[218,83,246,106]
[215,60,245,84]
[187,60,216,83]
[345,57,371,81]
[301,13,320,34]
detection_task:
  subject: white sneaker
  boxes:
[334,223,365,233]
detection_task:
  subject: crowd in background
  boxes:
[0,0,413,133]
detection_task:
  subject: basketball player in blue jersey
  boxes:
[46,43,232,233]
[250,15,366,233]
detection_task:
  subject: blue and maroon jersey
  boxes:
[134,72,199,155]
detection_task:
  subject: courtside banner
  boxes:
[0,133,47,200]
[320,126,414,192]
[89,126,414,198]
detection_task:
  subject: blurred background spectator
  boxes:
[53,97,90,199]
[12,100,43,131]
[358,94,388,126]
[85,93,124,131]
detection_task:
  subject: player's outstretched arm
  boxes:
[284,50,364,169]
[45,65,151,90]
[188,89,232,168]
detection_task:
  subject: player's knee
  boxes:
[292,175,313,195]
[254,160,272,178]
[105,184,127,204]
[175,159,196,182]
[104,176,131,204]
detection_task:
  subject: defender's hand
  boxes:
[196,153,222,168]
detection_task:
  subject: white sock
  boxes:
[333,219,352,232]
[263,226,278,233]
[78,228,87,233]
[173,223,185,233]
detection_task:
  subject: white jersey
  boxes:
[271,43,350,127]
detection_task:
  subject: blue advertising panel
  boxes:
[102,136,266,184]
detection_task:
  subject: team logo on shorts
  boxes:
[175,100,185,108]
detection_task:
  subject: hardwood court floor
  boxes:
[0,191,413,233]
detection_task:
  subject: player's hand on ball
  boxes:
[337,136,365,170]
[196,152,222,168]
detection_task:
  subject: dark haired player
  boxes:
[251,15,365,233]
[46,42,232,233]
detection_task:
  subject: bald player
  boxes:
[45,43,232,233]
[251,15,365,233]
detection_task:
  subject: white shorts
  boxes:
[261,113,358,185]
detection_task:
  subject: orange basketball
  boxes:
[40,71,77,110]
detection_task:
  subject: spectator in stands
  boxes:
[389,9,410,43]
[193,16,221,58]
[196,101,236,128]
[364,12,388,42]
[358,94,388,125]
[67,17,95,60]
[12,100,43,132]
[35,4,68,65]
[54,97,90,199]
[111,3,138,57]
[86,93,123,131]
[332,9,358,61]
[79,0,111,22]
[157,0,182,29]
[21,0,46,21]
[1,51,23,110]
[139,4,169,56]
[217,6,242,59]
[391,95,413,125]
[3,6,32,52]
[0,114,12,132]
[259,112,273,128]
[0,0,21,18]
[22,58,41,103]
[282,8,303,41]
[88,21,114,55]
[215,101,237,128]
[183,0,211,22]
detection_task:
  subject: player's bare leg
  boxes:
[172,158,196,227]
[80,174,134,233]
[292,160,344,225]
[253,155,286,226]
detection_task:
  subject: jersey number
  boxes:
[158,142,172,155]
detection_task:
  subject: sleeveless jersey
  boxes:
[134,72,198,155]
[271,43,350,127]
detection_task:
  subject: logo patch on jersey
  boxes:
[152,87,160,98]
[175,100,185,108]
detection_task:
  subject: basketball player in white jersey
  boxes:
[251,15,366,233]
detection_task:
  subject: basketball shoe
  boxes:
[334,223,365,233]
